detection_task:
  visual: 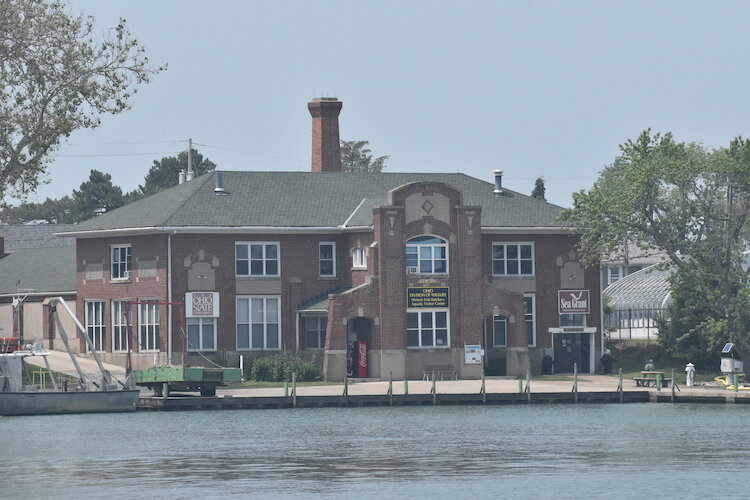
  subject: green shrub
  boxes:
[250,353,322,382]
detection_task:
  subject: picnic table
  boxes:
[634,371,672,388]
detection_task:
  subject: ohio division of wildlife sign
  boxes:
[558,290,590,314]
[407,287,450,308]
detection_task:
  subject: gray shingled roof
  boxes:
[62,171,567,234]
[0,224,75,251]
[0,246,76,295]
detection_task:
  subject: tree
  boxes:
[72,169,124,221]
[138,149,216,196]
[531,177,546,200]
[0,195,76,223]
[340,140,389,173]
[562,130,750,364]
[0,0,164,200]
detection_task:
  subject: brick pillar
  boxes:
[308,97,343,172]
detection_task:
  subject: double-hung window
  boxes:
[305,315,327,349]
[319,242,336,277]
[85,301,106,352]
[492,243,534,276]
[187,317,216,351]
[112,300,129,352]
[111,244,132,280]
[236,242,279,277]
[139,302,159,351]
[493,316,507,347]
[524,294,536,346]
[406,310,449,348]
[236,296,280,350]
[405,236,448,274]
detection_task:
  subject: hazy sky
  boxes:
[19,0,750,208]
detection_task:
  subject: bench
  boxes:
[634,377,671,388]
[422,365,457,381]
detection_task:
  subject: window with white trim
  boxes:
[305,315,327,349]
[524,294,536,346]
[236,296,280,350]
[406,310,449,348]
[607,267,620,285]
[493,316,507,347]
[235,242,279,277]
[492,243,534,276]
[560,314,585,327]
[187,317,216,351]
[405,236,448,274]
[352,247,367,269]
[111,244,132,280]
[112,300,130,352]
[139,301,160,351]
[319,242,336,277]
[85,301,106,352]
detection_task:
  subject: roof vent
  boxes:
[493,169,504,195]
[214,172,226,195]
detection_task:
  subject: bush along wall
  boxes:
[249,353,322,382]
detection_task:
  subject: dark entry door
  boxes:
[553,333,591,373]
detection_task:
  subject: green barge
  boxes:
[133,366,242,397]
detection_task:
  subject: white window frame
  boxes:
[85,300,106,352]
[405,235,448,275]
[236,296,281,350]
[406,309,450,348]
[493,315,507,347]
[608,267,620,285]
[304,315,327,349]
[524,294,536,347]
[187,317,217,352]
[139,301,160,352]
[111,244,132,280]
[235,242,280,277]
[111,299,130,352]
[352,247,367,269]
[560,314,586,327]
[492,242,535,276]
[319,242,336,277]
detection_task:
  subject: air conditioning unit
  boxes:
[407,266,418,274]
[123,270,131,279]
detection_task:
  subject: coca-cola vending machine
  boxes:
[346,341,356,377]
[356,340,368,378]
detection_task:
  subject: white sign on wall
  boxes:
[186,292,220,317]
[464,345,484,365]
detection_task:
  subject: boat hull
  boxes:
[0,390,140,416]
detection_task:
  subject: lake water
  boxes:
[1,403,746,499]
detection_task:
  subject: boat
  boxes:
[0,297,140,416]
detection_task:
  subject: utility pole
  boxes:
[186,138,194,181]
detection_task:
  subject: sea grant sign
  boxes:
[186,292,220,317]
[407,287,450,308]
[558,290,590,314]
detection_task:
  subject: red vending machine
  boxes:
[356,340,368,378]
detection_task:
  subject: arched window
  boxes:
[352,247,367,269]
[405,236,448,274]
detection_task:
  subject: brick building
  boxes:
[59,98,601,379]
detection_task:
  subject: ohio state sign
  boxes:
[558,290,590,314]
[186,292,220,317]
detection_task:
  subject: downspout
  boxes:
[167,233,173,365]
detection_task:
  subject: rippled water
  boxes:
[1,404,746,499]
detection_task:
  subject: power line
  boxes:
[53,151,181,158]
[64,140,185,146]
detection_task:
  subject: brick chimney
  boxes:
[308,97,342,172]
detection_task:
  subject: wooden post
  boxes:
[388,371,393,406]
[656,372,662,391]
[526,370,531,403]
[618,368,623,403]
[671,368,675,402]
[573,363,578,403]
[343,376,349,406]
[292,372,297,408]
[404,379,409,395]
[480,372,486,405]
[431,377,437,405]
